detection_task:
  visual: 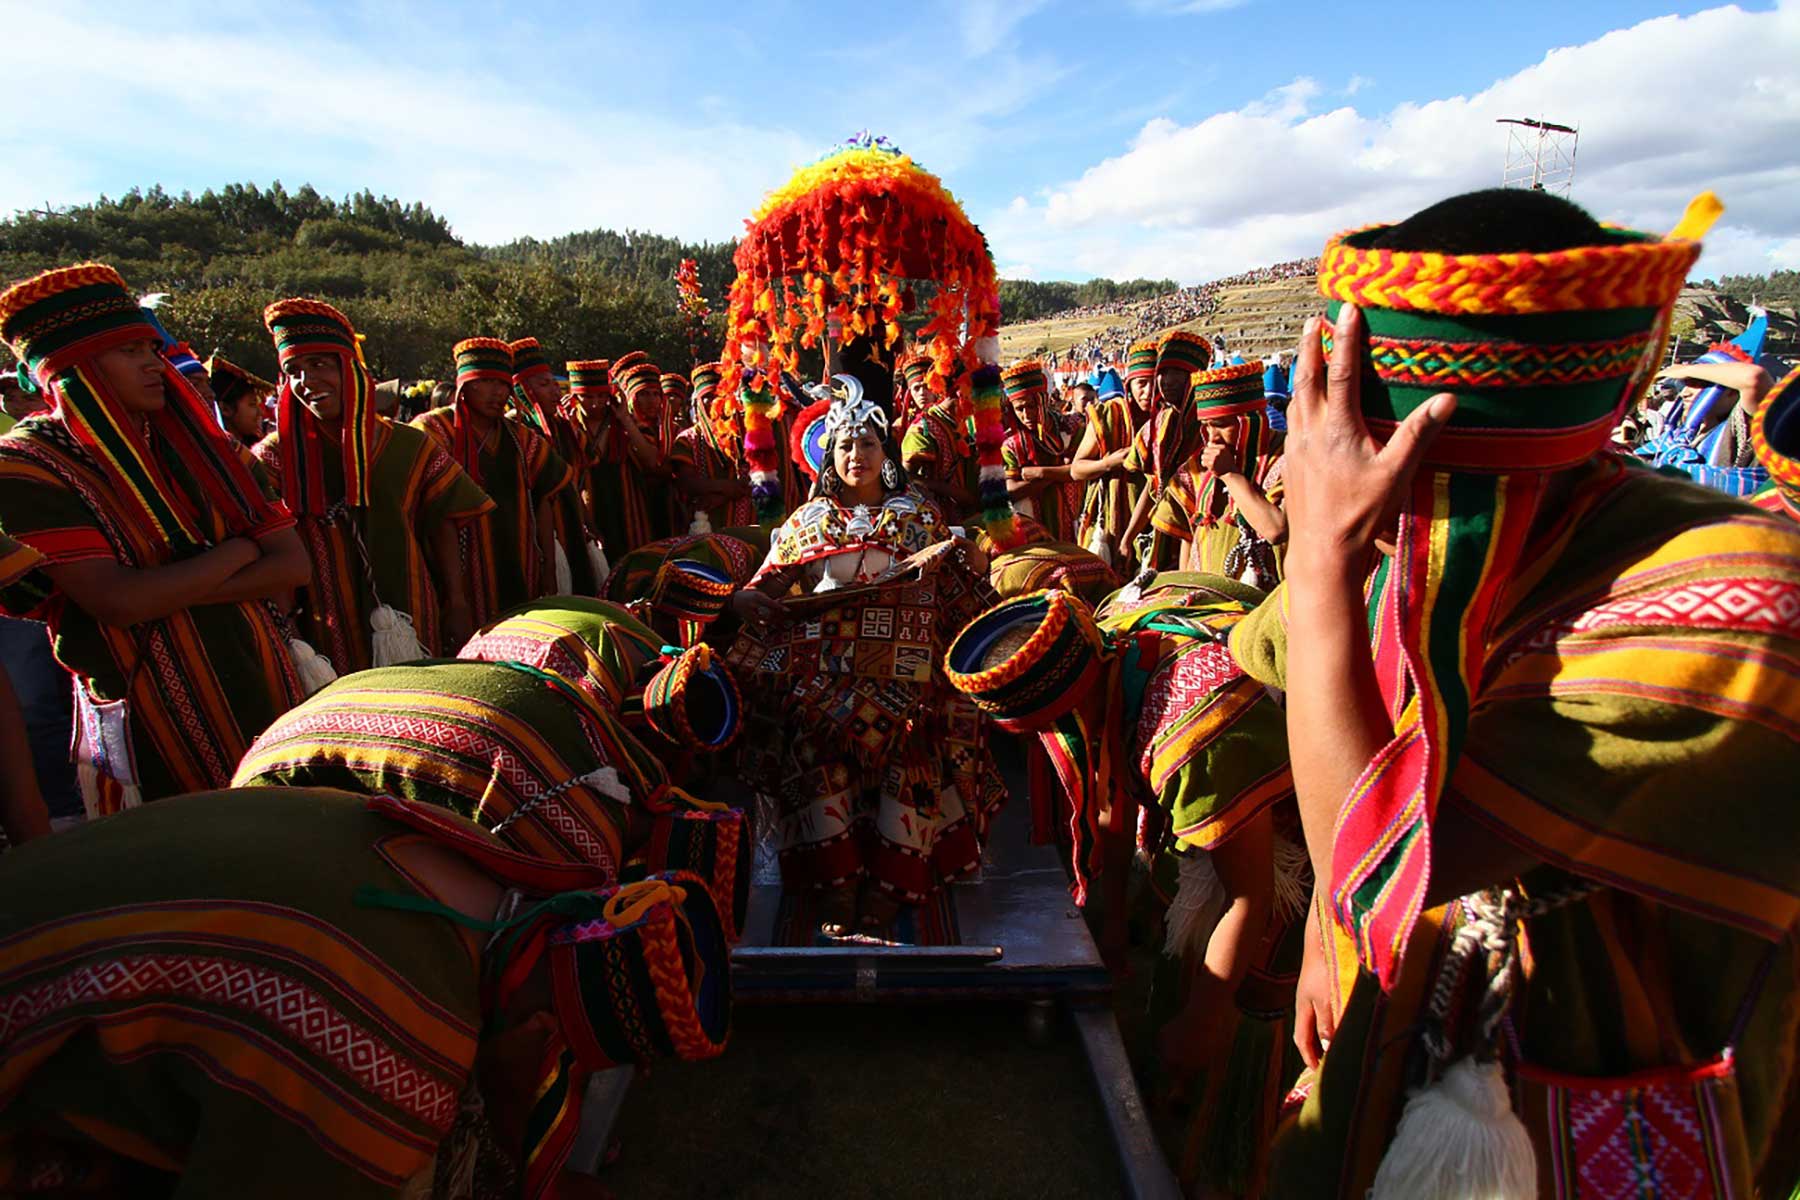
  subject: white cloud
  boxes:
[959,0,1052,57]
[1127,0,1251,13]
[0,3,813,246]
[980,4,1800,281]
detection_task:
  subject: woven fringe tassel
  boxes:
[580,765,632,803]
[586,540,611,591]
[1271,831,1311,925]
[553,539,574,595]
[813,572,842,593]
[1163,850,1225,961]
[689,509,713,536]
[370,604,427,667]
[1086,528,1113,565]
[286,637,338,695]
[1370,1058,1537,1200]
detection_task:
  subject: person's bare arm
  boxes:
[429,519,474,647]
[196,527,311,607]
[1217,468,1288,543]
[1120,478,1157,549]
[1280,305,1452,882]
[0,672,50,844]
[1159,810,1275,1075]
[1069,446,1129,483]
[605,402,664,473]
[44,538,261,628]
[535,497,557,595]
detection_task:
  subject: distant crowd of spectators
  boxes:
[1040,259,1318,370]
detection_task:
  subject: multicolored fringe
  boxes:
[1332,468,1545,990]
[740,373,783,526]
[969,365,1019,547]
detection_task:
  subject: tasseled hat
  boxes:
[1315,188,1711,994]
[567,359,612,396]
[1751,366,1800,521]
[2,264,290,551]
[690,361,724,393]
[204,353,277,410]
[898,350,932,385]
[1156,329,1211,375]
[640,644,744,753]
[509,336,553,382]
[1188,360,1266,418]
[1001,359,1049,398]
[1125,337,1160,381]
[661,372,692,402]
[617,361,663,402]
[610,350,651,385]
[265,297,380,512]
[453,337,513,386]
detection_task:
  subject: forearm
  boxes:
[197,530,311,607]
[429,522,471,612]
[1120,483,1155,548]
[1199,813,1274,994]
[46,541,260,627]
[1222,473,1288,543]
[535,499,557,589]
[1282,550,1392,883]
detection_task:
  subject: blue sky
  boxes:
[7,1,1796,281]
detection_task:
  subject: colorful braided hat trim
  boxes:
[567,359,612,396]
[509,336,553,380]
[648,558,735,624]
[639,806,750,941]
[1751,366,1800,521]
[1157,330,1211,375]
[661,372,691,399]
[1126,338,1160,381]
[618,362,662,400]
[641,644,744,753]
[610,350,651,384]
[1188,360,1266,418]
[1316,191,1717,993]
[899,352,932,384]
[1001,360,1048,398]
[265,297,379,512]
[454,336,513,384]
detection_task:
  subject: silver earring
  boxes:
[881,459,900,489]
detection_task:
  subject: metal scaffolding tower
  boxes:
[1498,117,1579,196]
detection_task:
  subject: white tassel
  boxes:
[689,509,713,536]
[369,604,427,667]
[286,637,339,695]
[1370,1058,1538,1200]
[1271,831,1311,924]
[586,540,610,591]
[578,765,632,804]
[1162,850,1225,961]
[1086,528,1114,566]
[813,572,842,593]
[553,539,574,595]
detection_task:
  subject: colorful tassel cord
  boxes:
[969,365,1019,548]
[740,374,783,526]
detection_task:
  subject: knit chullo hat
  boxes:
[945,588,1113,903]
[485,870,730,1199]
[204,353,276,410]
[1316,187,1711,991]
[567,359,612,397]
[617,362,662,402]
[1156,330,1211,375]
[640,643,744,753]
[508,336,557,430]
[610,350,651,386]
[690,361,724,393]
[1187,359,1277,527]
[453,336,513,387]
[898,351,932,385]
[1188,360,1266,418]
[661,372,691,400]
[1,264,290,550]
[1751,366,1800,521]
[1125,337,1160,381]
[1001,359,1049,399]
[265,297,380,513]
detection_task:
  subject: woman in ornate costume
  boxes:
[728,370,1004,936]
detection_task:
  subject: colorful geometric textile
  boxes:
[901,399,976,496]
[232,660,677,873]
[452,336,512,385]
[1317,196,1707,991]
[458,597,665,710]
[1265,460,1800,1199]
[635,806,751,939]
[1188,360,1266,418]
[1126,337,1160,381]
[641,643,744,751]
[0,417,304,809]
[253,423,494,674]
[986,540,1121,606]
[1001,360,1048,398]
[0,789,490,1198]
[752,488,946,583]
[412,404,572,622]
[1157,329,1212,375]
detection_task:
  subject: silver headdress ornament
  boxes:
[814,374,888,440]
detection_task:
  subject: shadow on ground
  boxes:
[601,1002,1125,1199]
